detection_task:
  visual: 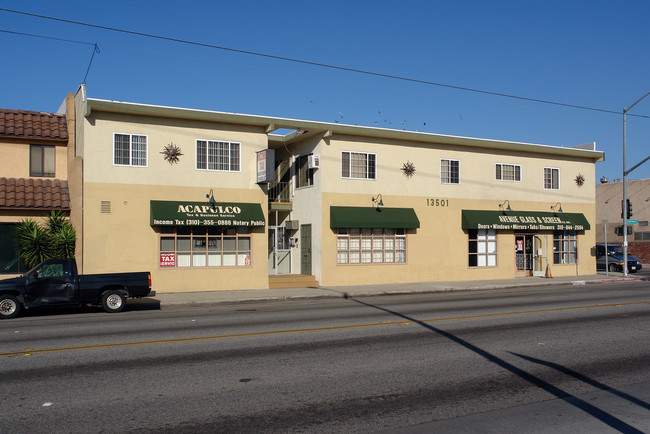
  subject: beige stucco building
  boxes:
[63,85,604,293]
[0,108,71,276]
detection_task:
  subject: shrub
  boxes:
[15,211,76,269]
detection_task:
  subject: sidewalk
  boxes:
[152,270,648,308]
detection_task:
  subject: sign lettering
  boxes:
[151,200,265,227]
[160,253,176,267]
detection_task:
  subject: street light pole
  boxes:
[622,91,650,278]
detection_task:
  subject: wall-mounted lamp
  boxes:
[551,202,563,213]
[372,194,384,208]
[206,189,216,206]
[498,200,511,213]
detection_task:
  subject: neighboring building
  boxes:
[595,178,650,263]
[0,108,71,276]
[63,85,603,293]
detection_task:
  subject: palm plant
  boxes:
[15,219,54,269]
[14,211,76,269]
[51,223,76,259]
[46,210,68,234]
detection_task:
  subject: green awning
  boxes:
[150,200,265,227]
[461,210,590,231]
[330,206,420,229]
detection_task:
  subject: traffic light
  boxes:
[614,226,633,236]
[621,199,633,219]
[627,199,633,218]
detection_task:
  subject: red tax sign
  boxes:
[160,253,176,267]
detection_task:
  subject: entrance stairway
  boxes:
[269,274,319,289]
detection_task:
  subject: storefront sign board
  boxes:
[151,200,265,227]
[160,253,176,267]
[256,149,275,183]
[462,210,590,231]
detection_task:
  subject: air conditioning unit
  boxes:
[285,220,300,230]
[308,155,320,169]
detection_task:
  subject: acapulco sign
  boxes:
[150,200,265,227]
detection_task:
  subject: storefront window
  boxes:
[468,229,497,267]
[553,230,576,264]
[159,226,251,268]
[337,228,406,264]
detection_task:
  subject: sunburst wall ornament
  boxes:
[161,142,183,165]
[574,173,585,187]
[401,161,416,178]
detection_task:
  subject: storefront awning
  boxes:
[330,206,420,229]
[461,210,590,231]
[150,200,265,227]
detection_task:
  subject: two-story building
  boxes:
[0,108,71,276]
[64,85,604,293]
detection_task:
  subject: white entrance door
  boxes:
[268,226,291,275]
[268,227,277,275]
[532,235,545,277]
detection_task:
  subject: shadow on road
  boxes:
[511,352,650,411]
[19,298,161,318]
[349,295,646,433]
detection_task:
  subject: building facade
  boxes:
[595,178,650,263]
[0,108,71,276]
[65,85,603,293]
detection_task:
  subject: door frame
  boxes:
[532,235,546,277]
[268,225,291,275]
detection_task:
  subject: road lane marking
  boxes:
[2,300,649,357]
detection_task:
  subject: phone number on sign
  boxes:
[186,219,234,226]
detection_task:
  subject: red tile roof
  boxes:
[0,178,70,210]
[0,108,68,141]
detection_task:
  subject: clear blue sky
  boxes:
[2,1,649,181]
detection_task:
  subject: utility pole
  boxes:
[622,91,650,277]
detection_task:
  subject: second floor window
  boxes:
[196,140,240,172]
[544,167,559,190]
[495,163,521,181]
[342,151,376,180]
[441,159,460,184]
[114,133,147,167]
[30,144,55,177]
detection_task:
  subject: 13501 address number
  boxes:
[426,198,449,207]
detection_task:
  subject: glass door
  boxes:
[533,235,545,277]
[268,226,291,275]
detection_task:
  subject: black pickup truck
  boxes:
[0,258,154,319]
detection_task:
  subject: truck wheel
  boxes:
[608,263,618,273]
[0,294,22,319]
[101,290,126,313]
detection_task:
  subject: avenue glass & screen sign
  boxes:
[462,210,590,231]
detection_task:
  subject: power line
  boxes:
[1,7,649,120]
[0,28,96,46]
[0,28,100,85]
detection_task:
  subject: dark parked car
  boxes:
[0,258,154,319]
[595,244,642,273]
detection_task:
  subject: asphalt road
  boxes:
[1,282,649,433]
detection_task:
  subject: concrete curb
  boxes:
[150,275,648,308]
